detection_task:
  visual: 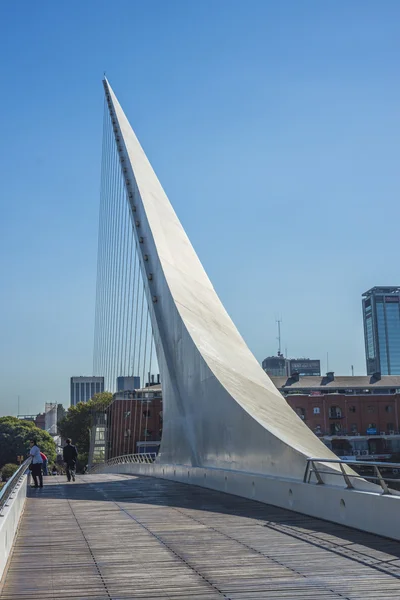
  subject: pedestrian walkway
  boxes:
[2,473,400,599]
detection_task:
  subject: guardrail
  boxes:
[89,453,157,473]
[304,458,400,494]
[0,459,30,515]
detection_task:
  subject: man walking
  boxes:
[29,439,43,488]
[63,438,78,482]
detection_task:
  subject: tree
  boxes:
[58,392,112,466]
[0,417,56,468]
[1,463,19,481]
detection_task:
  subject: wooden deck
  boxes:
[1,473,400,599]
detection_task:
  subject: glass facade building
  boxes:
[262,355,286,377]
[117,376,141,391]
[363,287,400,375]
[70,376,105,406]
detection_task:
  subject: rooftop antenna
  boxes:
[276,318,282,356]
[17,395,20,417]
[326,352,329,373]
[351,365,354,376]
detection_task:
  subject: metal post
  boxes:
[311,461,324,485]
[374,465,390,494]
[339,462,354,489]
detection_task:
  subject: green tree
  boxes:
[58,392,112,466]
[0,417,56,468]
[1,463,19,480]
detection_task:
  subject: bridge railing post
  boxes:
[303,457,400,494]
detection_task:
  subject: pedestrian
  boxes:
[40,451,48,475]
[29,439,43,488]
[63,438,78,482]
[51,466,58,476]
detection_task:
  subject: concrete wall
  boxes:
[96,462,400,541]
[0,474,27,582]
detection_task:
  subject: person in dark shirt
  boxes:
[63,438,78,482]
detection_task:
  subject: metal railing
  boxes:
[304,457,400,495]
[89,453,157,473]
[0,459,31,514]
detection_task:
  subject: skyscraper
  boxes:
[70,376,104,406]
[362,287,400,375]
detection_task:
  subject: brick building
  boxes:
[105,374,400,462]
[271,373,400,459]
[283,392,400,437]
[105,385,162,459]
[34,413,46,429]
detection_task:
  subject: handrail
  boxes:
[89,452,157,473]
[0,459,30,514]
[306,458,400,468]
[304,457,400,495]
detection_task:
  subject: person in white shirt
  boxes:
[29,439,43,488]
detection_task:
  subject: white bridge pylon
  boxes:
[99,80,400,540]
[97,79,400,539]
[103,78,335,477]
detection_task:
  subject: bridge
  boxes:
[2,474,400,599]
[1,79,400,597]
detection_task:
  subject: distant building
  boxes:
[57,404,66,424]
[34,413,45,429]
[117,376,140,391]
[17,415,36,423]
[105,374,400,463]
[88,411,107,468]
[363,286,400,375]
[262,356,320,377]
[45,403,58,435]
[286,358,320,377]
[105,384,162,459]
[271,372,400,397]
[271,373,400,459]
[70,376,104,406]
[116,375,161,391]
[262,354,286,376]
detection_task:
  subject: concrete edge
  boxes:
[0,474,28,583]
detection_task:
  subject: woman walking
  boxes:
[29,439,43,488]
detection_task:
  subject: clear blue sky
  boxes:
[1,1,399,416]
